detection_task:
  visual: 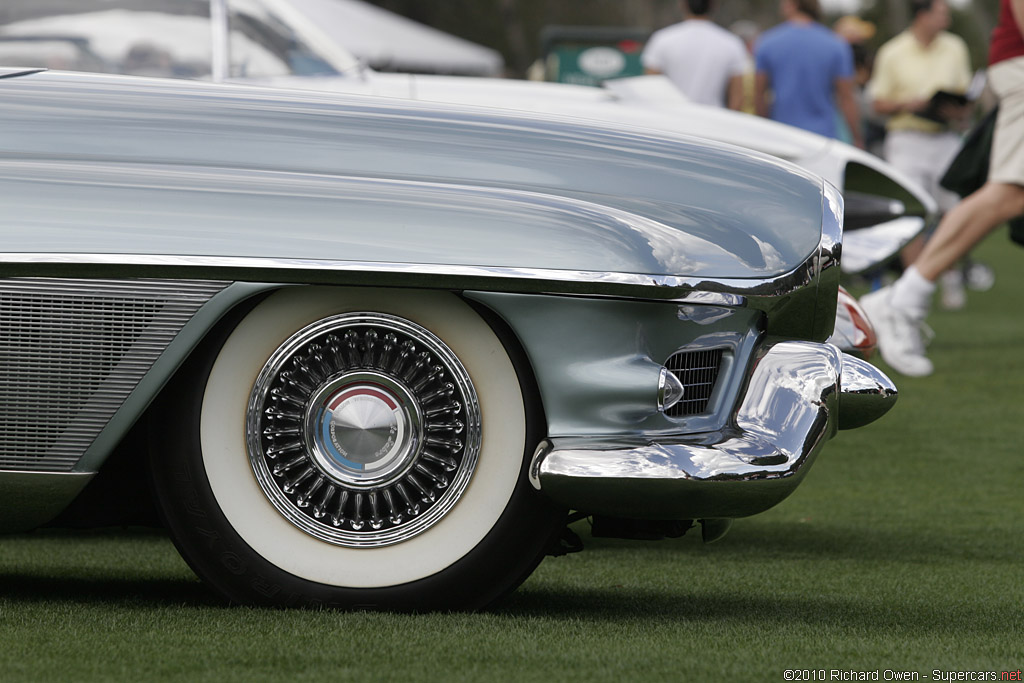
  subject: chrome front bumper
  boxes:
[530,342,896,520]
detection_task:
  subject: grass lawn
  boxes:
[1,233,1023,682]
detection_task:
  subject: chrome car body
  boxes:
[0,0,936,276]
[0,69,896,609]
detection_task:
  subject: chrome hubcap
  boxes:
[247,313,481,548]
[305,372,421,488]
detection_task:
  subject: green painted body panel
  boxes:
[466,292,763,437]
[0,71,825,281]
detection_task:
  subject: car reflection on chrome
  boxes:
[0,69,896,611]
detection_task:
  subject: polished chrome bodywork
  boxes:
[836,354,899,430]
[657,368,686,413]
[831,285,878,360]
[530,343,898,519]
[246,313,481,547]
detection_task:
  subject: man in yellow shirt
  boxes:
[867,0,973,304]
[860,0,1024,378]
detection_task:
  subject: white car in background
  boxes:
[0,0,936,271]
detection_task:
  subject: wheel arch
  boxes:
[57,284,550,530]
[145,284,564,609]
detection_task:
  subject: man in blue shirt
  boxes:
[755,0,863,147]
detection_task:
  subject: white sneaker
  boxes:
[939,269,966,310]
[965,262,995,291]
[860,287,934,377]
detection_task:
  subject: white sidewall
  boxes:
[200,287,525,588]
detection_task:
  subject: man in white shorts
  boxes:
[869,0,971,212]
[861,0,1024,377]
[642,0,749,109]
[868,0,974,307]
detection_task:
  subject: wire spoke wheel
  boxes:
[248,313,481,547]
[150,287,564,610]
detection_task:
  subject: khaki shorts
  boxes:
[989,56,1024,186]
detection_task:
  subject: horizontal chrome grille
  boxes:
[664,347,725,417]
[0,278,227,472]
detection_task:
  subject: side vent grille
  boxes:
[0,278,227,472]
[665,347,725,417]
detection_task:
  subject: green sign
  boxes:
[540,27,649,86]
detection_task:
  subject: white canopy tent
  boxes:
[286,0,504,76]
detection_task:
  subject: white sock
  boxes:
[890,266,935,320]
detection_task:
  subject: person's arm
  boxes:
[835,77,864,148]
[640,33,663,78]
[754,71,770,118]
[726,43,750,111]
[871,96,929,116]
[727,74,745,111]
[937,38,974,130]
[1011,0,1024,36]
[865,43,925,117]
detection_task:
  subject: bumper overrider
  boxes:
[529,342,896,520]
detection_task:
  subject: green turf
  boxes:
[2,233,1023,682]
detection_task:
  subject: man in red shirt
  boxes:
[861,0,1024,377]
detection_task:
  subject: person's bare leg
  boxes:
[860,180,1024,377]
[915,182,1024,280]
[900,233,927,267]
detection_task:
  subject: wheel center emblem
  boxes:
[307,374,421,488]
[322,386,401,467]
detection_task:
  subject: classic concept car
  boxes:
[0,69,896,610]
[0,0,936,274]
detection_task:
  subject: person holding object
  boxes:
[867,0,974,310]
[861,0,1024,377]
[754,0,863,147]
[869,0,972,135]
[642,0,749,109]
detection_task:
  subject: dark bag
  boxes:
[940,105,997,197]
[939,106,1024,246]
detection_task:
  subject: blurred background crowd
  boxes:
[359,0,1001,79]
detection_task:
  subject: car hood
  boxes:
[254,72,935,218]
[1,71,828,285]
[252,72,833,164]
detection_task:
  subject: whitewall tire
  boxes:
[151,286,564,610]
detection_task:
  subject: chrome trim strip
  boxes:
[812,182,845,340]
[0,250,812,300]
[530,343,896,520]
[823,181,845,268]
[675,291,745,307]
